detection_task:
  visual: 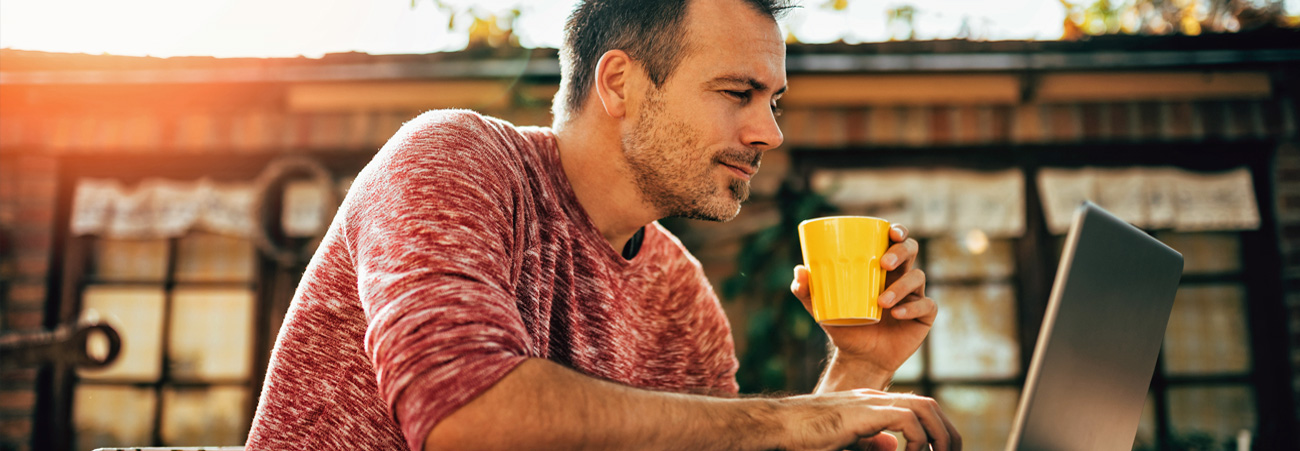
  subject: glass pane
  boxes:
[92,238,168,282]
[161,386,251,446]
[175,233,256,282]
[933,385,1019,451]
[1164,284,1251,375]
[1132,395,1158,451]
[78,286,164,381]
[925,237,1015,281]
[1167,385,1256,448]
[894,345,924,383]
[74,385,156,451]
[1154,232,1241,275]
[169,288,255,381]
[928,284,1020,379]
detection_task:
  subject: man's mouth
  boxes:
[720,161,756,181]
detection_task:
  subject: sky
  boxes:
[1,0,1298,59]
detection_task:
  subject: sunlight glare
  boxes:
[0,0,460,58]
[8,0,1275,59]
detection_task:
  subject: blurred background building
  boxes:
[2,1,1300,450]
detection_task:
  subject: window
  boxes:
[796,141,1294,450]
[807,166,1026,450]
[895,235,1022,451]
[73,234,256,450]
[38,153,371,451]
[1142,231,1257,450]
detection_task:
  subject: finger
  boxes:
[938,403,962,451]
[853,433,899,451]
[880,269,926,309]
[791,265,812,310]
[946,410,967,451]
[909,397,951,451]
[868,395,948,451]
[872,407,927,451]
[881,238,918,271]
[890,224,909,242]
[891,295,937,324]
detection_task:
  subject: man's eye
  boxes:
[724,90,749,100]
[771,104,783,117]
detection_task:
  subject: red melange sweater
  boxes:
[245,110,740,450]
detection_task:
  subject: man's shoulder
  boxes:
[381,109,552,170]
[400,109,516,142]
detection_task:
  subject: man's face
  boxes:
[620,0,787,222]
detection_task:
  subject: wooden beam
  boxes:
[287,81,515,112]
[783,75,1021,106]
[518,84,559,105]
[1035,72,1271,102]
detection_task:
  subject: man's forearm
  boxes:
[813,347,893,394]
[425,358,786,451]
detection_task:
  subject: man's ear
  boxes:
[594,49,633,119]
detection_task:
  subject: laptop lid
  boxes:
[1005,201,1184,451]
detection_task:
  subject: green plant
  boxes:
[723,181,839,393]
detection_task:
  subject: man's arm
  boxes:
[814,346,893,393]
[426,358,956,451]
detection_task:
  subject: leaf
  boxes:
[731,184,841,392]
[822,0,850,11]
[746,307,776,340]
[762,355,787,388]
[791,310,813,339]
[722,274,747,300]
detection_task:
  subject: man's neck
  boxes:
[554,115,660,254]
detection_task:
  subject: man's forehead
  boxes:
[682,0,787,90]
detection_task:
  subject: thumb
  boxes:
[791,265,813,312]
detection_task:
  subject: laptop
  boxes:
[1004,201,1184,450]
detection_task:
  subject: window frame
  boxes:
[35,152,372,450]
[791,139,1297,449]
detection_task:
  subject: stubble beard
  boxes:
[621,91,758,222]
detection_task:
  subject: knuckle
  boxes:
[905,409,920,423]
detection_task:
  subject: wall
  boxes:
[1274,139,1300,427]
[0,155,58,451]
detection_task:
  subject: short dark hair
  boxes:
[555,0,796,122]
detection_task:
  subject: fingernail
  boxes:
[879,291,896,307]
[894,306,908,316]
[881,255,897,269]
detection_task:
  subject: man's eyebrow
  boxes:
[708,75,788,96]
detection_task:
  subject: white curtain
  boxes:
[812,165,1259,237]
[72,176,354,240]
[811,168,1026,238]
[1037,167,1259,234]
[72,178,257,239]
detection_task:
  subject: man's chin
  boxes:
[675,200,742,223]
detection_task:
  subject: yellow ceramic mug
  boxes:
[798,216,891,326]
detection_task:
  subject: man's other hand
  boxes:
[790,223,936,379]
[777,389,961,451]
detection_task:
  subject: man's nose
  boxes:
[742,105,784,151]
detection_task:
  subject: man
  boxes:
[247,0,959,450]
